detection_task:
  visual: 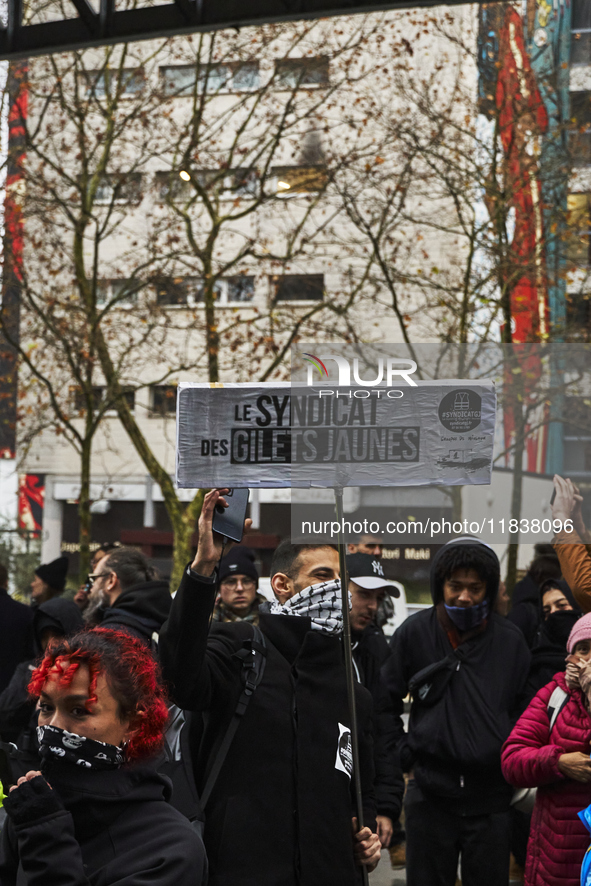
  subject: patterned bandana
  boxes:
[37,724,125,771]
[269,579,348,635]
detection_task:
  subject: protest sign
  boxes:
[176,380,496,488]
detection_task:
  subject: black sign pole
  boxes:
[334,486,371,886]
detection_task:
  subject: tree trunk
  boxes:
[169,489,205,592]
[78,435,92,583]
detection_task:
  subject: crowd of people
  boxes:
[1,475,591,885]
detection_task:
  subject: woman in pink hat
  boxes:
[502,612,591,886]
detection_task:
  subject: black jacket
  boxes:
[0,598,83,744]
[507,573,541,648]
[382,543,531,815]
[0,590,33,696]
[352,624,404,822]
[100,580,171,644]
[0,760,206,886]
[159,566,376,886]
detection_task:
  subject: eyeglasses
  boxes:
[220,578,256,590]
[86,571,113,586]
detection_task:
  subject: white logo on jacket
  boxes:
[335,723,353,779]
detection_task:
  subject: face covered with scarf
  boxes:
[270,546,345,634]
[442,567,489,632]
[36,662,134,769]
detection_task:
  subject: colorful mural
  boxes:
[477,0,571,475]
[18,473,45,535]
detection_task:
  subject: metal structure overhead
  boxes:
[1,0,489,60]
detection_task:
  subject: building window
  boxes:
[96,279,140,306]
[154,275,254,306]
[81,69,144,98]
[274,58,329,89]
[572,0,591,65]
[271,274,324,302]
[273,166,328,195]
[154,171,194,202]
[567,193,591,265]
[155,169,258,200]
[571,92,591,166]
[94,173,142,205]
[155,276,202,306]
[70,385,135,413]
[566,291,591,339]
[221,276,255,303]
[151,385,177,416]
[160,62,260,96]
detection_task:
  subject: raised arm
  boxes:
[158,489,251,710]
[552,475,591,613]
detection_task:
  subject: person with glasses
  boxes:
[212,547,265,625]
[83,547,170,646]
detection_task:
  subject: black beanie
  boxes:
[219,547,258,584]
[35,556,69,591]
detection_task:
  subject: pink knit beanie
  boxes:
[567,613,591,654]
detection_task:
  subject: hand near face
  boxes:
[4,771,62,826]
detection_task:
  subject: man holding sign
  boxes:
[159,489,381,886]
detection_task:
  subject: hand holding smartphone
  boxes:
[212,488,250,543]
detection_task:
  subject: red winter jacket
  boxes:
[502,672,591,886]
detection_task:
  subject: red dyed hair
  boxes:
[29,628,169,762]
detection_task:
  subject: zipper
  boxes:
[460,775,465,788]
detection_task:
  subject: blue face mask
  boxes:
[444,599,489,632]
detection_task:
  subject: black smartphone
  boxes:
[550,488,556,506]
[212,488,250,543]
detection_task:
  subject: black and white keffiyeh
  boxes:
[269,579,348,635]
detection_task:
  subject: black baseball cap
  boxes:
[346,553,400,597]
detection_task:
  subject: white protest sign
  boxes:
[176,381,496,489]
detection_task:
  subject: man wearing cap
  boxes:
[212,547,266,625]
[382,537,530,886]
[30,556,69,606]
[347,553,404,854]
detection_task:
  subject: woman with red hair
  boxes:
[0,628,206,886]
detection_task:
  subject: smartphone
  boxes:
[550,488,556,506]
[212,488,250,543]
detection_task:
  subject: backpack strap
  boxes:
[547,685,569,733]
[200,625,267,809]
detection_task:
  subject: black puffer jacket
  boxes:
[100,580,171,644]
[0,760,206,886]
[352,624,404,822]
[382,538,531,815]
[159,566,376,886]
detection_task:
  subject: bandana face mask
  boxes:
[37,724,125,771]
[444,598,489,632]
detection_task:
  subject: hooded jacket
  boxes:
[0,759,206,886]
[159,565,376,886]
[382,538,531,815]
[0,599,83,744]
[99,580,171,644]
[0,590,33,696]
[502,672,591,886]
